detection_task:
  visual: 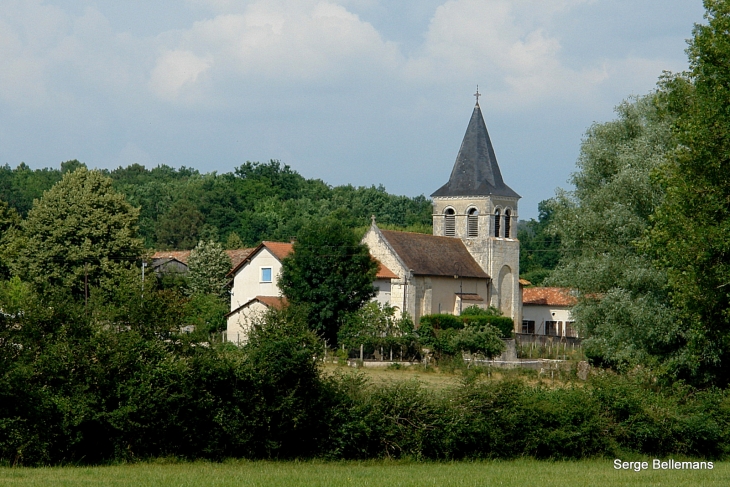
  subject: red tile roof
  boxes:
[254,295,288,309]
[522,287,577,307]
[225,295,288,318]
[375,261,398,279]
[262,241,294,260]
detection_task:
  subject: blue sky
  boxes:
[0,0,706,219]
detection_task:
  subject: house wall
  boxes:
[522,305,574,336]
[373,278,392,306]
[229,248,283,311]
[226,301,269,345]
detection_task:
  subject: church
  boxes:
[225,94,522,342]
[363,93,521,326]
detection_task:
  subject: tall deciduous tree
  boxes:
[187,240,231,297]
[13,168,144,296]
[279,218,378,346]
[548,92,680,370]
[645,0,730,385]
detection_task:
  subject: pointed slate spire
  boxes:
[431,101,520,198]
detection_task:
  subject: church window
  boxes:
[494,209,501,237]
[444,208,456,236]
[504,209,511,238]
[467,208,479,237]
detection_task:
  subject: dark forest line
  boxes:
[0,159,433,249]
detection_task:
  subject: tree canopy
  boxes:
[547,92,680,371]
[187,240,232,297]
[643,0,730,385]
[12,168,144,296]
[1,160,433,250]
[517,200,561,286]
[279,217,378,346]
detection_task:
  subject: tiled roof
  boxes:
[253,295,288,309]
[431,103,520,199]
[152,250,191,264]
[262,241,294,260]
[152,248,254,271]
[522,287,577,307]
[225,295,288,318]
[375,261,398,279]
[227,248,255,269]
[227,241,294,277]
[379,229,489,279]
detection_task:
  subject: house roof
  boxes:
[152,250,191,264]
[379,229,489,279]
[262,241,294,260]
[225,295,288,318]
[376,261,398,279]
[151,248,254,270]
[227,241,294,276]
[431,103,520,199]
[228,240,396,280]
[522,287,577,307]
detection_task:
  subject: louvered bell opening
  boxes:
[467,215,478,237]
[445,215,456,236]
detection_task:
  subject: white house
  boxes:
[225,240,398,344]
[521,287,577,337]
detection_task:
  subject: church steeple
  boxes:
[431,99,519,198]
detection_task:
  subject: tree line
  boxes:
[0,159,433,250]
[540,0,730,387]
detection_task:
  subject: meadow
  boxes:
[0,459,727,487]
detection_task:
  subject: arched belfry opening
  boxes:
[444,208,456,236]
[467,208,479,237]
[504,209,511,238]
[494,208,501,237]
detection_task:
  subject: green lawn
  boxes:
[1,459,727,487]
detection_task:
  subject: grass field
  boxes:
[1,459,727,487]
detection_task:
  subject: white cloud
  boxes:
[149,0,402,100]
[403,0,607,109]
[149,50,212,100]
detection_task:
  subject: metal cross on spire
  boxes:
[474,85,481,105]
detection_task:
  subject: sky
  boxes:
[0,0,706,220]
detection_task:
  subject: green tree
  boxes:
[155,199,205,250]
[0,200,20,279]
[13,168,144,296]
[450,323,505,359]
[225,232,245,250]
[279,217,378,346]
[186,240,231,296]
[644,0,730,385]
[518,200,561,285]
[548,92,680,371]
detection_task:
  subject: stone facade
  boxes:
[431,195,521,326]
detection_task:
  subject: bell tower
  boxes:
[431,91,521,323]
